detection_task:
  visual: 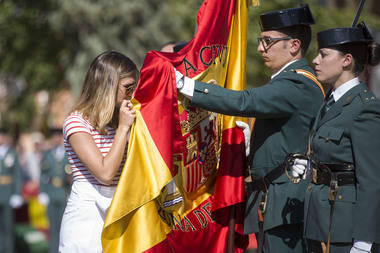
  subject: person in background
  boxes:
[59,51,137,252]
[38,127,71,253]
[159,41,178,53]
[175,5,324,253]
[291,22,380,253]
[0,127,23,253]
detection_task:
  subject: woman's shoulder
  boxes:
[63,111,94,138]
[64,111,89,125]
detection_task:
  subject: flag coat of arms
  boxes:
[102,0,258,252]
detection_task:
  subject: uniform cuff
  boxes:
[353,240,372,252]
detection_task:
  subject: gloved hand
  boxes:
[38,192,50,206]
[235,121,250,156]
[174,68,185,89]
[291,158,308,178]
[350,240,372,253]
[9,194,23,208]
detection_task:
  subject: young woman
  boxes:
[291,23,380,253]
[59,51,138,252]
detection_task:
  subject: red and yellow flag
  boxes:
[102,0,259,252]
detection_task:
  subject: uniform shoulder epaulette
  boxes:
[288,68,325,97]
[359,88,377,103]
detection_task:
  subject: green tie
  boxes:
[321,95,335,118]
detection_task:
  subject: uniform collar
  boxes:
[331,77,360,102]
[271,59,299,79]
[0,144,9,159]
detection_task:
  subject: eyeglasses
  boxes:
[257,36,292,48]
[125,83,137,94]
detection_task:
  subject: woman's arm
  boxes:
[69,100,136,185]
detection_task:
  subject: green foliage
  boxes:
[0,0,379,131]
[0,0,67,132]
[48,0,203,96]
[246,0,380,88]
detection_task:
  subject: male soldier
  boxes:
[175,5,324,253]
[38,128,70,253]
[0,128,23,253]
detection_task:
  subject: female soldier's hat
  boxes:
[317,21,374,49]
[259,4,315,31]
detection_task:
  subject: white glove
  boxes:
[38,192,50,206]
[235,121,250,156]
[291,158,308,178]
[350,240,372,253]
[9,194,24,208]
[174,68,185,89]
[173,67,195,98]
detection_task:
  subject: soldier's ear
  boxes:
[342,53,354,69]
[289,38,301,55]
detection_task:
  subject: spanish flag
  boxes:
[102,0,258,252]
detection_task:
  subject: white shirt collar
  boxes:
[331,77,360,102]
[0,144,9,159]
[271,60,299,79]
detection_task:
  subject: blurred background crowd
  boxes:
[1,0,380,252]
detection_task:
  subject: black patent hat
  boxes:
[259,4,315,31]
[49,127,63,136]
[317,21,374,49]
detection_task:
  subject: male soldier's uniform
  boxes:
[39,128,70,253]
[0,129,23,253]
[178,5,324,253]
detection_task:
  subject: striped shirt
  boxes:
[63,112,126,186]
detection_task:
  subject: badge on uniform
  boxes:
[4,154,15,167]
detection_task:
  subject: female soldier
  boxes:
[59,51,138,252]
[291,23,380,253]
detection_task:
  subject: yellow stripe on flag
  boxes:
[102,109,173,252]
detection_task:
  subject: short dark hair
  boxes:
[334,42,380,74]
[278,25,312,57]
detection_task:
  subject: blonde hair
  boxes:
[72,51,138,133]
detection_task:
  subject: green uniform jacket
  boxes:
[0,146,22,204]
[191,59,324,233]
[304,82,380,244]
[40,146,70,203]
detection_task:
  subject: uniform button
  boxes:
[204,89,209,94]
[338,195,343,200]
[307,185,312,191]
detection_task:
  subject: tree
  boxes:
[0,0,379,132]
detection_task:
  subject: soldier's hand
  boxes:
[9,194,23,208]
[291,158,308,178]
[350,240,372,253]
[174,67,184,89]
[236,121,251,156]
[173,67,195,95]
[38,192,50,206]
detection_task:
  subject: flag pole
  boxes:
[227,205,236,253]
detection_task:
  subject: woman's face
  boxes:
[312,48,345,85]
[116,75,137,107]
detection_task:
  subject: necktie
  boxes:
[321,95,335,118]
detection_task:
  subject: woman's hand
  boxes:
[119,100,136,130]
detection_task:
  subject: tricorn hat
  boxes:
[259,4,315,31]
[317,21,374,49]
